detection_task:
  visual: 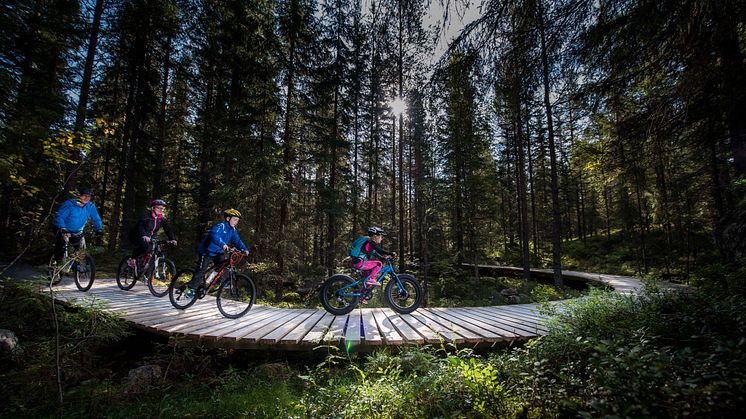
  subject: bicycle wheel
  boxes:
[47,255,62,286]
[169,269,199,310]
[116,256,139,290]
[147,258,176,298]
[384,274,422,314]
[73,255,96,292]
[216,273,256,319]
[319,274,359,315]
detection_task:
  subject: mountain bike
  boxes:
[116,237,176,297]
[168,248,256,319]
[319,256,423,315]
[47,230,96,292]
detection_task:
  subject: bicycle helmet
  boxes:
[150,198,167,207]
[366,226,387,236]
[223,208,242,218]
[79,187,94,196]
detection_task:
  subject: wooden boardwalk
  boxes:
[48,266,685,351]
[49,278,552,351]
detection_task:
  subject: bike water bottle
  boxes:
[206,271,218,284]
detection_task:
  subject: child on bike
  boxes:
[185,208,250,294]
[126,199,177,268]
[348,226,396,288]
[52,187,103,264]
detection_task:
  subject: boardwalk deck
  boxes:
[46,266,682,351]
[47,278,551,350]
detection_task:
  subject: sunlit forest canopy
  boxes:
[1,0,744,281]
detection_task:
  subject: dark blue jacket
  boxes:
[198,221,248,256]
[53,199,103,233]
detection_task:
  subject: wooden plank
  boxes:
[463,307,544,336]
[428,308,514,341]
[343,310,362,345]
[242,309,310,343]
[441,307,528,338]
[280,310,329,345]
[322,315,350,344]
[259,310,317,344]
[201,307,277,338]
[371,308,404,344]
[221,309,296,340]
[471,306,549,334]
[380,308,425,343]
[415,309,484,343]
[402,311,462,344]
[360,309,383,345]
[301,312,336,345]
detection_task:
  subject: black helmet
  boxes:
[366,226,386,236]
[79,187,94,196]
[150,198,167,207]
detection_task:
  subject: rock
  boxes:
[256,362,292,380]
[124,365,162,393]
[500,288,519,297]
[0,329,18,353]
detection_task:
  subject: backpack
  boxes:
[348,236,369,260]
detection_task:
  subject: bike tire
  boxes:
[216,273,255,319]
[384,273,422,314]
[147,258,176,298]
[169,269,199,310]
[116,257,138,290]
[74,255,96,292]
[48,255,62,286]
[319,274,359,315]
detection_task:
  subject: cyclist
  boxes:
[184,208,250,295]
[348,226,396,288]
[51,187,103,264]
[126,199,177,268]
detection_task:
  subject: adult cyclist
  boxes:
[51,187,103,264]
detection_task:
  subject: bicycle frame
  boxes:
[337,261,403,298]
[58,233,88,272]
[202,250,244,293]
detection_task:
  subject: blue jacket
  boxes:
[53,199,103,233]
[198,221,248,256]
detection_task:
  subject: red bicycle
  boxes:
[167,248,255,319]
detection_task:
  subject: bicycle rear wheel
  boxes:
[216,273,255,319]
[169,269,199,310]
[116,256,139,290]
[147,258,175,298]
[384,274,422,314]
[319,274,359,315]
[73,255,95,292]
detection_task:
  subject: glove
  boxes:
[243,250,250,256]
[142,236,151,243]
[169,240,178,246]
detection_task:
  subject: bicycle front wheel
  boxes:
[48,255,62,286]
[169,269,198,310]
[116,256,138,290]
[73,255,96,292]
[216,273,255,319]
[147,258,176,298]
[320,274,359,315]
[384,274,422,314]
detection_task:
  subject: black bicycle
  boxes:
[168,248,255,319]
[47,231,96,292]
[116,237,176,297]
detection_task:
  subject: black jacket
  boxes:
[129,211,176,242]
